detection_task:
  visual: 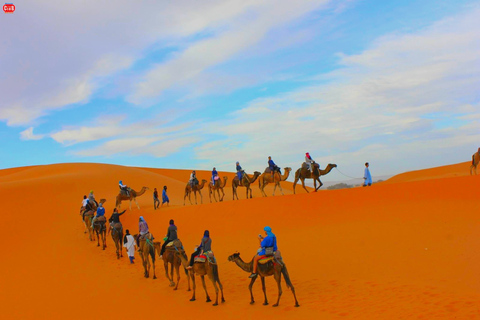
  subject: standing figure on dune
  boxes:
[162,186,170,207]
[363,162,372,187]
[153,188,160,210]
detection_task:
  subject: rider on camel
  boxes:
[236,162,244,185]
[119,180,130,197]
[160,219,178,258]
[249,226,278,278]
[211,167,218,186]
[305,152,315,174]
[186,230,212,269]
[268,156,281,179]
[91,202,105,228]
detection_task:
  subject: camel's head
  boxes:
[99,199,107,205]
[284,167,292,172]
[201,179,208,183]
[254,171,261,177]
[228,252,240,262]
[329,163,338,168]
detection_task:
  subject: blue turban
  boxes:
[264,226,275,237]
[204,230,210,238]
[139,216,144,222]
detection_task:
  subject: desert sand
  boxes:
[0,162,479,319]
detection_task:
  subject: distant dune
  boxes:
[1,162,479,319]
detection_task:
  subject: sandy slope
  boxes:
[0,162,479,319]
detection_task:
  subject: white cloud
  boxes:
[20,127,44,141]
[1,0,332,126]
[191,7,480,177]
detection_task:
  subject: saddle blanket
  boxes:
[194,255,207,263]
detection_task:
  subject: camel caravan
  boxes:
[182,154,337,205]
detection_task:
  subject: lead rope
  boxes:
[334,167,363,180]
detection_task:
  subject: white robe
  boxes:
[123,235,136,257]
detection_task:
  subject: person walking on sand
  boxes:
[160,219,177,258]
[161,186,169,207]
[123,229,136,264]
[153,188,160,210]
[363,162,372,187]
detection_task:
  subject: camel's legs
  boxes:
[174,262,181,290]
[207,272,220,306]
[248,276,257,304]
[96,229,100,247]
[219,188,225,201]
[190,272,196,301]
[300,178,309,193]
[143,252,149,278]
[273,271,283,307]
[135,198,140,210]
[193,191,197,205]
[261,276,269,305]
[273,182,285,196]
[152,249,157,279]
[232,186,238,200]
[199,190,203,204]
[314,178,323,192]
[200,275,211,302]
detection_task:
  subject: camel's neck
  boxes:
[281,169,290,181]
[177,252,188,268]
[320,164,335,176]
[248,174,260,183]
[233,257,253,273]
[134,187,147,197]
[221,177,227,188]
[198,181,206,190]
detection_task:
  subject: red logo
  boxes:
[3,3,15,13]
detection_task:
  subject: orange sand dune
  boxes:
[1,162,479,319]
[385,161,472,183]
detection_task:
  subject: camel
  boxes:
[115,187,149,210]
[470,148,480,175]
[228,252,299,307]
[232,171,261,200]
[83,199,106,241]
[135,234,161,279]
[208,176,228,203]
[184,179,207,205]
[259,167,292,197]
[109,222,123,259]
[175,251,225,306]
[93,216,107,250]
[293,163,337,193]
[162,241,191,290]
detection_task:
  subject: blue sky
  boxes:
[1,0,479,182]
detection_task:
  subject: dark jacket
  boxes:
[167,225,178,241]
